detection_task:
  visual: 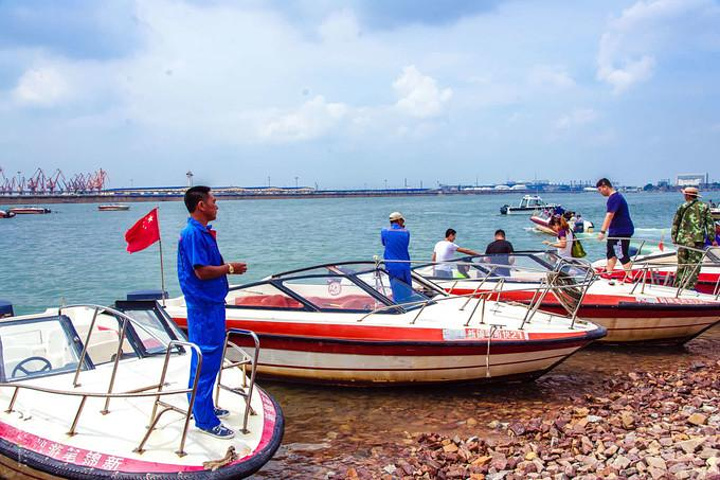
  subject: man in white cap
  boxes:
[381,211,412,302]
[671,187,717,289]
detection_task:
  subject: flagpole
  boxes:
[157,205,167,306]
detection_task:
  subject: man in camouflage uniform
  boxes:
[671,187,718,290]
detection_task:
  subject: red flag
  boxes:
[125,208,160,253]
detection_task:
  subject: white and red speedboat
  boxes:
[593,249,720,296]
[7,206,51,214]
[414,252,720,345]
[0,300,283,479]
[98,204,130,211]
[165,262,606,386]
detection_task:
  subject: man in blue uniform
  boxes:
[596,178,635,275]
[381,211,412,303]
[178,186,247,439]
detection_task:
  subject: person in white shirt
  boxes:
[432,229,480,278]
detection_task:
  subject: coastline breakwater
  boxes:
[0,189,550,205]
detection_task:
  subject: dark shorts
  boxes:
[607,235,632,264]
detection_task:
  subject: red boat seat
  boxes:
[234,295,302,309]
[305,294,374,310]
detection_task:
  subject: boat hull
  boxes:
[172,316,603,386]
[449,288,720,345]
[0,389,284,480]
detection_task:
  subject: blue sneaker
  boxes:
[198,424,235,439]
[215,408,230,419]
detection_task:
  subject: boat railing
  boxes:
[0,304,256,458]
[600,241,720,300]
[215,328,260,434]
[357,260,596,328]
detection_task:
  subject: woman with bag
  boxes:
[543,216,574,259]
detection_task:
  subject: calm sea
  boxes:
[1,191,684,314]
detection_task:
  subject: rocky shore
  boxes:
[332,357,719,479]
[258,333,720,479]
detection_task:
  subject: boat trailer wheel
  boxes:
[12,356,52,378]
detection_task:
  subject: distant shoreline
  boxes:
[0,189,592,205]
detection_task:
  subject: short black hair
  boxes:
[184,186,211,213]
[596,178,612,188]
[495,229,506,238]
[445,228,457,238]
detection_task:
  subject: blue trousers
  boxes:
[387,267,412,303]
[186,303,226,430]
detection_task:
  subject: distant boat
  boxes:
[0,210,16,219]
[98,204,130,211]
[712,207,720,221]
[500,195,560,215]
[7,206,51,215]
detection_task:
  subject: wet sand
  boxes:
[254,326,720,479]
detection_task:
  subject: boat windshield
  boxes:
[415,252,590,284]
[281,275,387,311]
[0,316,84,382]
[264,262,434,310]
[353,268,433,307]
[116,304,186,355]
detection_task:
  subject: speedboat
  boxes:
[165,261,606,386]
[0,300,283,479]
[413,252,720,345]
[711,207,719,221]
[8,206,51,214]
[500,195,559,215]
[530,212,594,236]
[593,248,720,295]
[0,210,15,219]
[98,204,130,211]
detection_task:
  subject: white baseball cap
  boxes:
[388,211,404,221]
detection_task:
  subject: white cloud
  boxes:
[318,9,361,43]
[555,109,598,130]
[259,95,348,142]
[597,0,720,94]
[393,65,453,118]
[528,65,575,89]
[13,67,70,106]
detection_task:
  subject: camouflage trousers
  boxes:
[674,246,704,290]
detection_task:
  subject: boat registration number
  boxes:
[636,297,711,305]
[443,328,528,341]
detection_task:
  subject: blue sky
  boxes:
[0,0,719,189]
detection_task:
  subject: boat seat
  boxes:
[305,295,374,311]
[235,295,302,309]
[85,330,123,364]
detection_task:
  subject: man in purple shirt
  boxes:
[596,178,634,274]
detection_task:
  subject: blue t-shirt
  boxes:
[177,218,229,305]
[381,224,410,271]
[607,192,634,236]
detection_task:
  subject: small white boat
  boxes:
[8,206,51,214]
[529,212,594,236]
[500,195,560,215]
[165,261,606,386]
[0,210,15,219]
[98,204,130,212]
[414,252,720,345]
[0,300,284,479]
[711,207,720,221]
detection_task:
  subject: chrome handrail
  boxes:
[215,328,260,434]
[0,303,259,458]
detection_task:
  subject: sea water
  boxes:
[0,191,686,314]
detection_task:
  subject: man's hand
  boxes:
[597,232,605,241]
[228,262,248,274]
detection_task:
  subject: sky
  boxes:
[0,0,719,189]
